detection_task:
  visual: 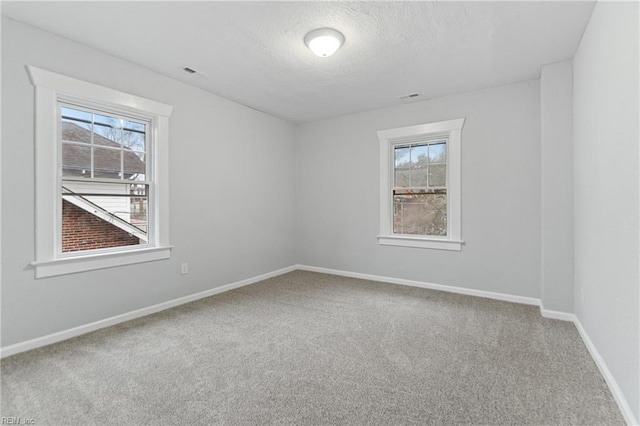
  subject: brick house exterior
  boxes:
[62,200,140,252]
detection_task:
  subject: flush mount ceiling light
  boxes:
[304,28,345,57]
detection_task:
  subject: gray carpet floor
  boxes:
[1,270,624,425]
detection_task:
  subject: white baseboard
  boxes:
[540,306,576,321]
[296,264,540,306]
[0,265,296,358]
[573,317,638,426]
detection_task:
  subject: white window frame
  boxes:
[27,66,173,278]
[377,118,465,251]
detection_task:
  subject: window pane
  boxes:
[61,120,91,144]
[134,184,149,231]
[395,169,411,187]
[61,182,147,253]
[93,146,122,178]
[429,143,446,164]
[393,190,447,236]
[410,167,429,186]
[61,106,91,123]
[130,184,148,234]
[94,113,121,128]
[93,114,122,145]
[128,173,146,182]
[429,164,446,187]
[123,149,146,179]
[395,147,410,167]
[122,130,145,152]
[411,144,428,167]
[124,120,145,133]
[94,124,122,146]
[62,143,91,177]
[132,151,146,162]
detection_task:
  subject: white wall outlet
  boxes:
[181,263,188,275]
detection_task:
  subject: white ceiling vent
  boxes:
[181,66,208,78]
[398,92,421,100]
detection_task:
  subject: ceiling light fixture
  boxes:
[304,28,345,57]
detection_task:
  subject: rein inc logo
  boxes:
[1,418,35,425]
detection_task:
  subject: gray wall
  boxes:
[540,61,573,313]
[573,1,639,421]
[295,81,541,298]
[1,18,296,347]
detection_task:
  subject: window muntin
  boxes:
[59,104,151,254]
[392,140,447,236]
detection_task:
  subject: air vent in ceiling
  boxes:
[398,92,421,100]
[180,66,209,79]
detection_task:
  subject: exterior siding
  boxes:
[64,181,131,222]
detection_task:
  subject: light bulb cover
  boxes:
[304,28,345,57]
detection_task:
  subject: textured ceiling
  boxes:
[2,1,595,122]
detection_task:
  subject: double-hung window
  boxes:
[377,118,465,250]
[28,66,173,278]
[60,104,150,253]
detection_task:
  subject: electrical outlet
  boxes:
[181,263,189,275]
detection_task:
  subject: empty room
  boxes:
[1,1,638,424]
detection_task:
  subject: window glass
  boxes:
[393,140,448,236]
[393,190,447,236]
[429,143,446,163]
[60,105,150,253]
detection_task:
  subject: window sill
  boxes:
[31,246,173,278]
[378,235,463,251]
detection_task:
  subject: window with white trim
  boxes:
[60,104,150,253]
[28,66,173,278]
[377,118,465,251]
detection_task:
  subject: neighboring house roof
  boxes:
[62,121,145,175]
